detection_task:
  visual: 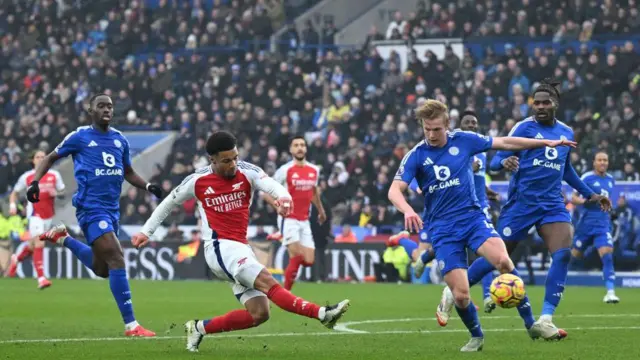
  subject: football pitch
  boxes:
[1,279,639,359]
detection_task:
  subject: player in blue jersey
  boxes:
[570,151,619,303]
[27,94,163,337]
[437,79,612,340]
[388,99,576,351]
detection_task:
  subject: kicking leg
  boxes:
[92,232,155,337]
[7,242,33,278]
[476,237,535,329]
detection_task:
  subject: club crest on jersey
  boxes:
[114,139,122,148]
[232,182,243,191]
[448,146,459,156]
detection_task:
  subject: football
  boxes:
[489,273,526,308]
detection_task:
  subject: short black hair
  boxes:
[594,150,609,160]
[89,93,110,107]
[534,78,561,104]
[289,135,306,146]
[461,110,478,118]
[206,131,237,155]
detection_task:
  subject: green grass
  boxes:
[1,279,639,359]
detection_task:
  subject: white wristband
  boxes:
[145,183,150,191]
[9,203,16,210]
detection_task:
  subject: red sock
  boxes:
[17,247,33,262]
[203,309,256,334]
[267,283,320,319]
[284,255,304,290]
[33,247,45,278]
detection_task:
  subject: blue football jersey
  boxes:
[473,152,488,208]
[54,126,131,213]
[577,171,614,228]
[395,130,493,223]
[497,117,574,206]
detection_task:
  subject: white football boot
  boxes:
[528,317,568,340]
[321,299,350,329]
[414,251,427,278]
[603,290,620,304]
[483,297,496,314]
[436,286,454,327]
[184,320,204,352]
[460,337,484,352]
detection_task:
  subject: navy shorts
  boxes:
[573,224,613,252]
[430,210,499,276]
[77,211,120,245]
[498,202,571,242]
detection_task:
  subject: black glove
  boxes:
[146,183,163,199]
[26,181,40,203]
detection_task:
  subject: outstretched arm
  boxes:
[140,174,198,238]
[491,136,576,151]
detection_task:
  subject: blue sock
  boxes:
[542,248,571,316]
[467,257,495,287]
[601,252,615,291]
[510,268,536,329]
[109,269,136,324]
[420,248,435,263]
[398,239,418,258]
[63,236,94,271]
[481,273,493,299]
[455,302,484,338]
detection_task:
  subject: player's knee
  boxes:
[451,288,471,307]
[495,255,514,273]
[571,248,583,259]
[551,248,571,264]
[94,268,109,278]
[249,306,270,325]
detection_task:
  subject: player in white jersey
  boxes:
[265,136,326,290]
[130,131,349,353]
[6,150,65,289]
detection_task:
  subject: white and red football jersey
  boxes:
[142,162,290,244]
[273,161,319,221]
[13,169,65,219]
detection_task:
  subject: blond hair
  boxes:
[416,99,449,124]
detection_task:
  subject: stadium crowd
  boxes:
[0,0,639,239]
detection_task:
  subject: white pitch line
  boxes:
[2,324,640,344]
[333,313,640,333]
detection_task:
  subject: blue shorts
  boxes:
[573,225,613,252]
[430,210,499,276]
[497,202,571,242]
[77,211,120,245]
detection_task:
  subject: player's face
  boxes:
[212,148,239,179]
[594,153,609,174]
[32,151,45,167]
[532,91,556,123]
[421,115,448,147]
[90,95,114,126]
[290,139,307,161]
[459,115,478,132]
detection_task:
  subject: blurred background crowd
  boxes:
[0,0,639,242]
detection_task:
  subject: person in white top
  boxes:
[129,131,350,353]
[6,150,65,289]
